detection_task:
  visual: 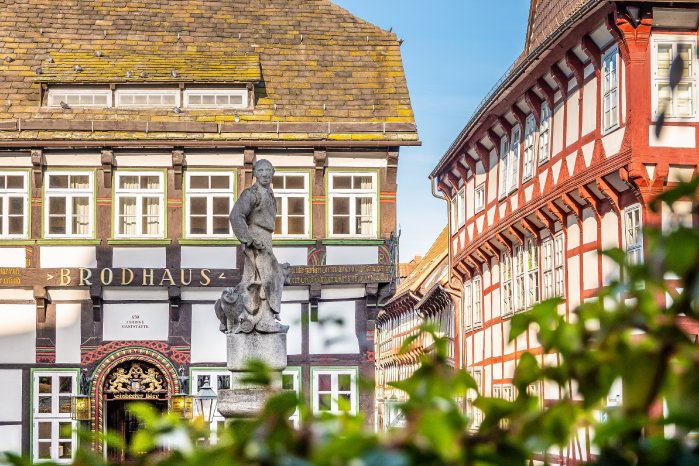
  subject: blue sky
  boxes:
[332,1,530,261]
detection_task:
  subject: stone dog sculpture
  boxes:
[216,159,291,334]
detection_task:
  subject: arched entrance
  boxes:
[90,347,181,459]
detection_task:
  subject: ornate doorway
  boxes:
[103,361,169,462]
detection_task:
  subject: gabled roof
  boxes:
[525,0,589,54]
[0,0,417,143]
[393,226,449,298]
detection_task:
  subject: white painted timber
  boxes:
[40,246,97,268]
[0,370,22,421]
[325,246,377,265]
[327,156,387,168]
[309,300,359,354]
[0,304,35,363]
[320,285,365,300]
[102,287,169,301]
[114,153,171,167]
[112,247,166,268]
[0,155,31,167]
[44,153,101,166]
[0,248,25,267]
[273,247,307,266]
[103,303,169,341]
[181,246,236,269]
[55,303,81,363]
[602,128,624,156]
[649,125,696,148]
[257,154,314,167]
[0,425,22,456]
[185,152,244,166]
[282,286,310,302]
[190,303,227,363]
[566,90,580,147]
[283,303,303,355]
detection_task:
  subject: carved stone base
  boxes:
[227,332,287,372]
[217,387,275,418]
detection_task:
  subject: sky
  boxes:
[332,1,530,261]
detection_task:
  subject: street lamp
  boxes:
[193,381,217,423]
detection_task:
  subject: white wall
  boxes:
[273,247,308,266]
[309,300,358,354]
[112,247,166,268]
[40,246,97,268]
[0,370,22,422]
[55,303,81,363]
[0,304,35,363]
[283,303,303,355]
[181,246,236,269]
[190,304,227,363]
[0,247,25,267]
[102,303,169,341]
[566,90,580,147]
[325,246,377,265]
[0,425,22,457]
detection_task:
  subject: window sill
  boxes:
[522,175,534,185]
[272,239,316,246]
[474,207,484,215]
[178,238,239,245]
[0,239,34,246]
[37,239,101,245]
[601,124,621,136]
[107,239,172,245]
[322,238,383,245]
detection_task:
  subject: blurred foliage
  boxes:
[3,179,699,466]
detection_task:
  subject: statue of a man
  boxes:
[224,159,289,334]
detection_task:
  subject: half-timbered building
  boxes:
[431,1,698,463]
[0,1,417,461]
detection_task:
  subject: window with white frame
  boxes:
[114,172,165,237]
[492,384,514,401]
[115,88,180,108]
[541,238,554,300]
[463,281,472,330]
[450,195,458,234]
[185,172,234,237]
[457,188,465,228]
[312,367,357,414]
[191,370,231,443]
[522,115,536,180]
[554,233,565,297]
[282,367,302,427]
[508,127,521,193]
[184,89,248,108]
[273,172,310,238]
[466,368,483,430]
[498,137,509,199]
[514,243,526,312]
[0,172,28,238]
[538,102,551,163]
[48,88,111,108]
[653,39,696,119]
[33,371,77,463]
[44,172,93,238]
[602,46,620,131]
[501,252,514,317]
[624,204,643,265]
[328,173,377,237]
[525,237,539,308]
[472,275,482,327]
[475,183,485,213]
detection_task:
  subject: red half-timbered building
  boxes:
[431,0,699,463]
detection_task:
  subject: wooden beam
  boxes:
[521,217,541,241]
[524,89,543,124]
[565,49,585,86]
[486,129,501,156]
[536,77,555,108]
[497,115,512,135]
[581,35,601,72]
[474,142,491,171]
[551,64,569,99]
[511,104,527,130]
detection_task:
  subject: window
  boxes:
[541,238,554,300]
[282,367,302,427]
[522,115,536,180]
[184,89,248,108]
[312,368,358,414]
[32,371,77,463]
[191,370,231,443]
[508,127,521,193]
[472,276,482,327]
[493,384,514,401]
[450,195,458,234]
[554,233,565,297]
[0,172,28,238]
[514,243,526,312]
[115,88,180,108]
[48,88,111,108]
[466,368,483,430]
[538,102,551,163]
[114,172,165,238]
[44,172,93,238]
[602,46,620,131]
[501,252,514,317]
[475,184,485,213]
[498,137,509,199]
[463,281,472,330]
[328,173,377,237]
[624,204,643,265]
[185,172,234,238]
[457,188,465,228]
[273,172,309,238]
[525,237,539,308]
[653,39,695,119]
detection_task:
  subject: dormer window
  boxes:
[115,88,179,108]
[47,88,111,108]
[184,89,248,109]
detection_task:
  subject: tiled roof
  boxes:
[0,0,416,143]
[394,226,449,297]
[525,0,589,54]
[35,52,261,83]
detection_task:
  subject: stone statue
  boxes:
[216,159,290,334]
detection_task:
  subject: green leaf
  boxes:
[513,352,540,390]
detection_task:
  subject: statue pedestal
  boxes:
[217,332,287,418]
